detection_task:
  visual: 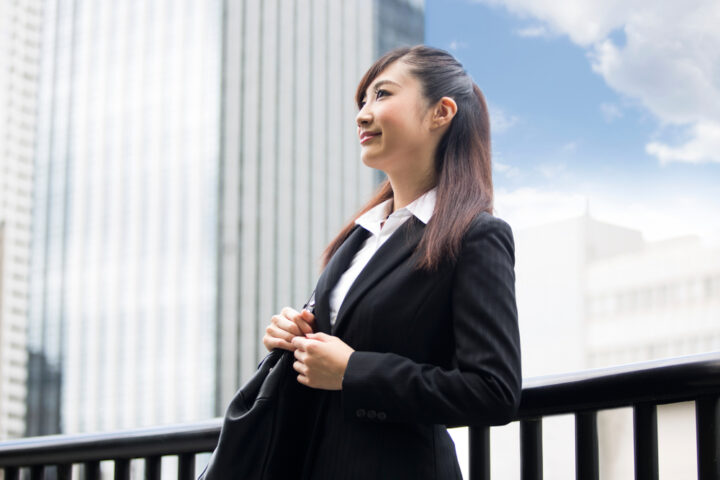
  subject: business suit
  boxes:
[296,211,521,479]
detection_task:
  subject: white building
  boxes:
[585,233,720,479]
[490,214,720,479]
[0,0,43,440]
[586,234,720,366]
[452,213,719,478]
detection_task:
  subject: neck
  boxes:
[387,172,436,212]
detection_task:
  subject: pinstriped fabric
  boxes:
[290,212,519,479]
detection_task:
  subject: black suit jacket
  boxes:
[297,212,521,480]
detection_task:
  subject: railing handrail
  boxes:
[1,351,718,467]
[518,351,720,418]
[0,419,222,466]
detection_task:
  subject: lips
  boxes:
[359,131,381,144]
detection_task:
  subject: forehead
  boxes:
[362,61,414,98]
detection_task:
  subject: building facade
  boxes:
[26,0,424,437]
[0,0,43,440]
[488,214,720,479]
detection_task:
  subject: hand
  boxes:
[292,333,355,390]
[262,307,316,352]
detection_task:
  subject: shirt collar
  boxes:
[355,188,436,235]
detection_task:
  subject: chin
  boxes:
[360,154,377,168]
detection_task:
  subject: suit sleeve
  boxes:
[340,216,522,426]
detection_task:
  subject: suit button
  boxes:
[355,409,366,418]
[367,410,377,419]
[377,411,387,421]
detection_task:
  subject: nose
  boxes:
[356,104,372,127]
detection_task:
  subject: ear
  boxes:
[430,97,458,130]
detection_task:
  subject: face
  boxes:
[356,61,436,176]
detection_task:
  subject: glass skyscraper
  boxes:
[28,0,222,434]
[27,0,423,436]
[0,0,43,440]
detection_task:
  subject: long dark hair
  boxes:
[322,45,493,271]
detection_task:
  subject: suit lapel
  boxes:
[332,217,426,337]
[314,225,370,334]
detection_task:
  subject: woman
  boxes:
[263,45,521,479]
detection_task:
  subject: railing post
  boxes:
[633,403,658,480]
[57,464,72,480]
[4,467,19,480]
[469,426,490,480]
[115,458,130,480]
[85,460,101,480]
[520,418,543,480]
[696,395,719,480]
[145,456,161,480]
[575,411,599,480]
[30,466,43,480]
[178,454,195,480]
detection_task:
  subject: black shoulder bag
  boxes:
[199,293,319,479]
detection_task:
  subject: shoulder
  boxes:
[459,212,515,263]
[464,212,514,242]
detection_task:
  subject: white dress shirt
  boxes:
[328,188,437,326]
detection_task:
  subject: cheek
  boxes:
[379,110,419,139]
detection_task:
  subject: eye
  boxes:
[358,89,390,110]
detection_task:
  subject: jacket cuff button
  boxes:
[377,411,387,421]
[367,410,377,419]
[355,408,366,418]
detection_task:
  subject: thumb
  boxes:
[306,332,331,341]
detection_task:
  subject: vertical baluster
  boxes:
[520,418,543,480]
[145,456,161,480]
[633,403,658,480]
[30,466,43,480]
[575,411,599,480]
[4,467,20,480]
[114,459,130,480]
[469,426,490,480]
[57,464,72,480]
[84,461,101,480]
[177,454,195,480]
[696,395,719,480]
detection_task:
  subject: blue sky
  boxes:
[425,0,720,242]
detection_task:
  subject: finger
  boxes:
[280,306,301,322]
[264,336,296,352]
[271,315,303,337]
[295,317,314,335]
[265,324,295,343]
[300,309,316,322]
[293,348,307,363]
[306,332,330,341]
[292,336,309,350]
[296,374,309,386]
[293,360,308,376]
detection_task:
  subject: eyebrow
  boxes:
[362,79,401,100]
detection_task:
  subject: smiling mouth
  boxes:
[360,133,381,144]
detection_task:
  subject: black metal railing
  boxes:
[0,420,221,480]
[1,352,718,479]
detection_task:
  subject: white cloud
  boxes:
[488,104,519,134]
[495,186,720,244]
[514,25,550,38]
[600,102,623,122]
[448,40,468,51]
[474,0,720,164]
[494,160,521,178]
[536,162,566,179]
[494,187,588,229]
[646,121,720,164]
[560,141,578,153]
